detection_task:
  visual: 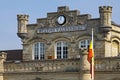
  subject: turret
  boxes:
[99,6,112,33]
[17,14,29,39]
[99,6,112,26]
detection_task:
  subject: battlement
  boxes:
[17,14,29,20]
[99,6,112,13]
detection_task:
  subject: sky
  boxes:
[0,0,120,50]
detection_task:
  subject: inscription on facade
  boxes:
[37,25,86,33]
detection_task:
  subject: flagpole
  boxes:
[91,28,94,80]
[92,28,93,47]
[87,28,94,80]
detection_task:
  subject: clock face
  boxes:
[57,15,66,25]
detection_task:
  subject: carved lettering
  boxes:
[37,25,86,33]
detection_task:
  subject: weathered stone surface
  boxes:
[1,5,120,80]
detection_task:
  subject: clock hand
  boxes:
[60,16,62,21]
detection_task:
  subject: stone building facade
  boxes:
[0,6,120,80]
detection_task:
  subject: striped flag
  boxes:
[87,41,94,63]
[87,28,94,80]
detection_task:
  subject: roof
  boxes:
[0,49,23,61]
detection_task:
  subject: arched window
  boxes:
[112,40,119,57]
[79,39,90,49]
[55,41,68,59]
[33,42,45,60]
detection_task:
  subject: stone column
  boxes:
[80,48,91,80]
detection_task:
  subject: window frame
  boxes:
[79,39,90,49]
[33,42,45,60]
[55,41,68,59]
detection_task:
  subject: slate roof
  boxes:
[0,49,23,61]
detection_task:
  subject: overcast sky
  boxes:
[0,0,120,50]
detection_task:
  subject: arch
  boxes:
[52,36,71,43]
[29,38,47,44]
[76,33,98,42]
[111,37,120,43]
[76,34,91,42]
[111,36,120,42]
[111,39,119,57]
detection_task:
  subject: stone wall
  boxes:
[4,59,80,72]
[1,57,120,80]
[3,72,79,80]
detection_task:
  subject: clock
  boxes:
[57,15,66,25]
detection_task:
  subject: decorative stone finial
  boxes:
[0,52,7,61]
[57,6,69,12]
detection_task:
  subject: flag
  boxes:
[87,41,94,63]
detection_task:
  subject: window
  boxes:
[56,41,68,59]
[79,40,90,49]
[112,40,119,57]
[33,42,45,60]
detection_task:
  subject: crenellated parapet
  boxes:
[17,14,29,21]
[99,6,112,13]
